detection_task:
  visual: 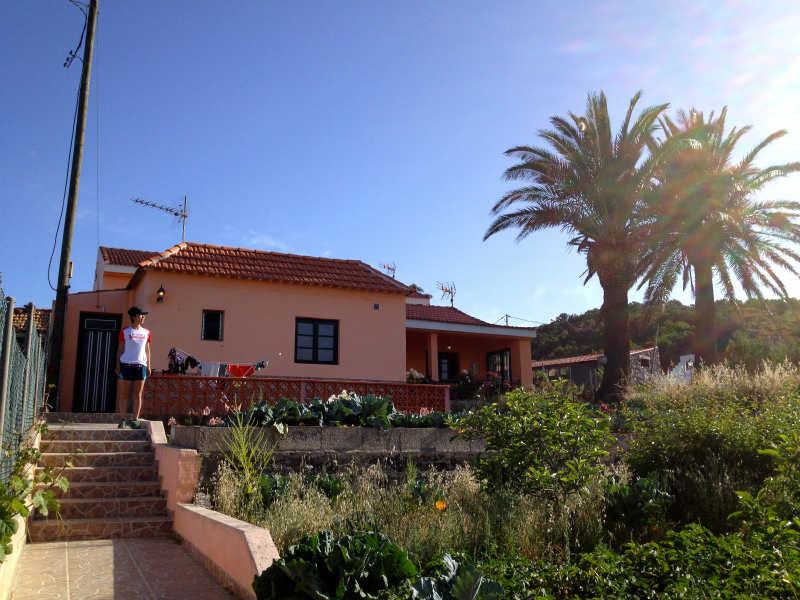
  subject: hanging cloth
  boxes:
[199,362,221,377]
[227,364,256,378]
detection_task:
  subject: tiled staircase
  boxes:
[30,415,172,541]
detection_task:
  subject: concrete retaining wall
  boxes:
[0,514,28,600]
[171,424,484,455]
[173,504,279,600]
[153,433,279,600]
[171,425,485,485]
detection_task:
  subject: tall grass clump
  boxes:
[212,461,609,565]
[625,361,800,533]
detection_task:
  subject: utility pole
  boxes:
[47,0,99,408]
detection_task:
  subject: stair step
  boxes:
[40,452,155,468]
[43,427,148,442]
[43,439,152,453]
[44,412,126,424]
[57,465,158,483]
[36,480,163,500]
[38,497,167,520]
[28,516,173,542]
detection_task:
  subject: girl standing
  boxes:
[116,306,152,428]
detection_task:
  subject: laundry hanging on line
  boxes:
[167,347,279,377]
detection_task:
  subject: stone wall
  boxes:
[171,425,485,488]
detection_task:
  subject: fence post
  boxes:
[0,296,16,442]
[21,303,35,430]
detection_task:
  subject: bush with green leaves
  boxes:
[625,376,800,532]
[225,392,463,431]
[479,430,800,599]
[601,471,674,546]
[413,553,503,600]
[252,529,504,600]
[0,422,69,562]
[455,381,613,503]
[252,530,419,600]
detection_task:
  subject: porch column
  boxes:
[510,338,533,388]
[427,332,438,381]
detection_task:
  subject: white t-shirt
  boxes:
[119,326,152,365]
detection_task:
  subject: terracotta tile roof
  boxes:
[101,247,160,266]
[122,243,410,294]
[533,347,655,367]
[12,308,50,332]
[407,304,497,326]
[407,290,432,299]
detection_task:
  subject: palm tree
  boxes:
[641,108,800,365]
[485,91,668,400]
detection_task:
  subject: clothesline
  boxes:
[168,346,282,377]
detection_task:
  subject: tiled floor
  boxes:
[11,538,236,599]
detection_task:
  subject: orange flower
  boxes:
[435,500,447,511]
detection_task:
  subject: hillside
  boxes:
[531,298,800,371]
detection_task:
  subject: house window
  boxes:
[295,318,338,364]
[202,310,224,341]
[438,352,459,382]
[487,348,512,381]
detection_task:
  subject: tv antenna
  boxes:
[437,281,456,306]
[131,196,189,242]
[379,261,396,278]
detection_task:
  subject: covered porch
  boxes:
[405,304,536,395]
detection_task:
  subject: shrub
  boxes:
[252,530,419,600]
[625,365,800,532]
[455,381,613,504]
[0,422,69,562]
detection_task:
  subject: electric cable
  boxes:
[48,0,90,292]
[47,90,81,292]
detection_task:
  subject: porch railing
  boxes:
[141,375,450,417]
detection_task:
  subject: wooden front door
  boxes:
[74,313,122,412]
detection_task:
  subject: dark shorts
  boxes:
[120,363,147,381]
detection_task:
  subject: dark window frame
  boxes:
[438,351,459,382]
[486,348,512,381]
[295,318,339,365]
[201,310,224,341]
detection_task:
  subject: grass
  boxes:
[212,460,617,565]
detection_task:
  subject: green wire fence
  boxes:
[0,282,49,482]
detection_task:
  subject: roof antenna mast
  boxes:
[437,281,456,307]
[379,261,396,278]
[131,196,189,243]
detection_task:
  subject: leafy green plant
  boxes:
[0,422,69,562]
[602,471,673,545]
[413,554,503,600]
[259,474,291,508]
[220,409,278,493]
[455,381,613,503]
[252,530,419,600]
[220,392,464,430]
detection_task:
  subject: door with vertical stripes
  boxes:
[74,313,122,413]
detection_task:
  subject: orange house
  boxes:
[58,243,535,413]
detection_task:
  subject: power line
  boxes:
[493,314,545,326]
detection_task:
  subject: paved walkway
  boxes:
[11,538,236,599]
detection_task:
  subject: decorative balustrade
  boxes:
[141,375,450,417]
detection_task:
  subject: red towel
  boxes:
[227,363,255,378]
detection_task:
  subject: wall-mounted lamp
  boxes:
[157,285,166,303]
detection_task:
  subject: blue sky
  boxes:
[3,1,800,325]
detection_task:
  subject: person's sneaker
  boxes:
[118,419,128,429]
[130,419,141,429]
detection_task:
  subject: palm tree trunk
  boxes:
[693,260,718,365]
[597,277,631,402]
